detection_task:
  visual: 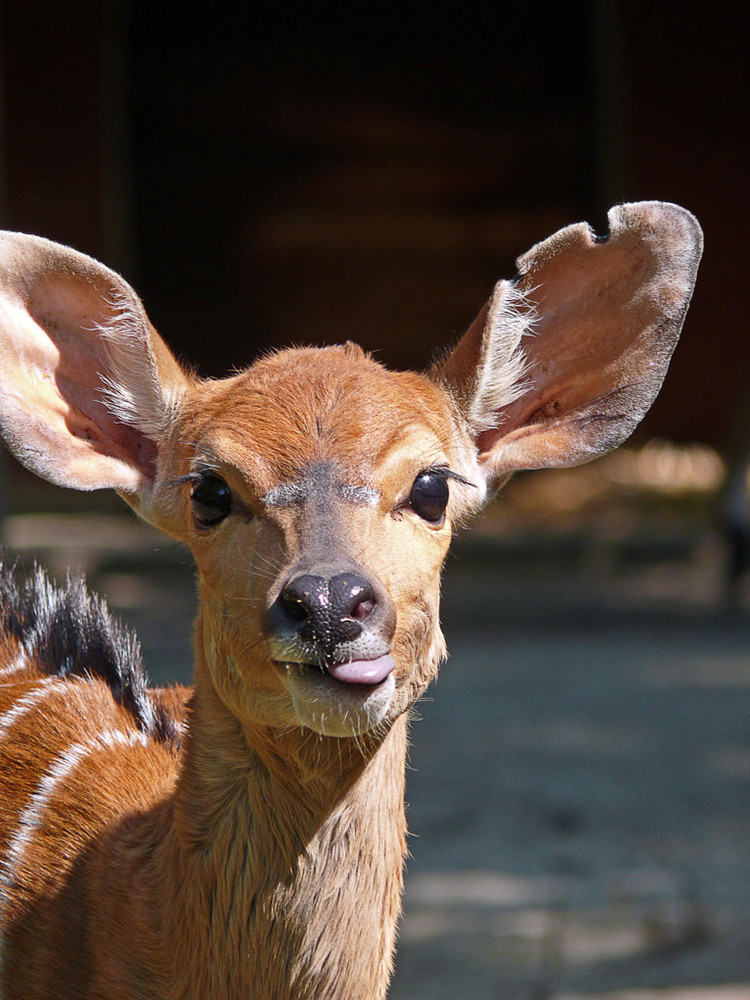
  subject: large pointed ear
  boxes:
[432,201,703,493]
[0,232,189,495]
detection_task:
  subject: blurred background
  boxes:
[1,1,749,996]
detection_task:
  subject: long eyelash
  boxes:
[174,467,256,525]
[168,472,200,489]
[167,463,221,491]
[428,466,477,489]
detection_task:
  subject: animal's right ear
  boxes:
[0,232,189,496]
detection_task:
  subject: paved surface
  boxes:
[4,512,750,999]
[393,561,750,999]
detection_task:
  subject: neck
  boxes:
[149,645,408,1000]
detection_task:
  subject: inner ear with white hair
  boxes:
[432,201,703,494]
[0,232,190,498]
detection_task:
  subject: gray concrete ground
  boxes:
[4,511,750,999]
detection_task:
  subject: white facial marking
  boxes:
[262,472,380,510]
[263,482,308,508]
[338,484,380,506]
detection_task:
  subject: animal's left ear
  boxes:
[432,201,703,492]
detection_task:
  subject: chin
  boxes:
[282,663,397,737]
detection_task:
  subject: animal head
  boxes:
[0,202,702,739]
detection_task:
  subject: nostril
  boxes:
[272,572,381,652]
[332,575,377,624]
[351,597,375,622]
[280,576,324,626]
[282,594,309,623]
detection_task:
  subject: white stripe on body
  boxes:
[0,678,66,742]
[0,651,29,681]
[0,727,150,982]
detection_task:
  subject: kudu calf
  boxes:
[0,202,701,998]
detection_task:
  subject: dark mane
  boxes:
[0,558,179,745]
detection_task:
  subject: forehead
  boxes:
[182,345,456,484]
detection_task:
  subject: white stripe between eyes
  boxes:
[263,480,381,508]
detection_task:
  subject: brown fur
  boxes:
[0,203,702,998]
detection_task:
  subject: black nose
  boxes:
[278,572,376,652]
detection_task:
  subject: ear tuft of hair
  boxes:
[0,558,180,746]
[94,288,182,443]
[430,279,535,435]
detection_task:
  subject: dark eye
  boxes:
[409,470,449,523]
[191,473,233,527]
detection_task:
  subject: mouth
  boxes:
[273,654,396,736]
[322,653,395,686]
[273,652,395,688]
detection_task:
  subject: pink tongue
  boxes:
[327,655,395,686]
